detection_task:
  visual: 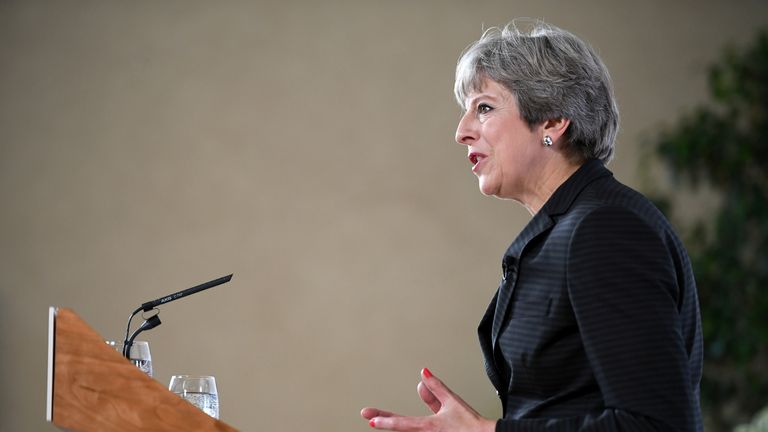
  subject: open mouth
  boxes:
[468,152,486,167]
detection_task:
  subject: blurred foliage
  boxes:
[648,31,768,430]
[735,407,768,432]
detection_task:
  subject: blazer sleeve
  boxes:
[495,206,698,432]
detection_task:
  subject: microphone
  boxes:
[139,274,233,312]
[122,274,233,359]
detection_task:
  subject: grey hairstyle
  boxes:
[454,21,619,163]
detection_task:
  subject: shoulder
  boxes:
[563,203,679,301]
[569,205,667,261]
[550,175,687,271]
[552,172,699,340]
[561,174,674,239]
[562,179,688,296]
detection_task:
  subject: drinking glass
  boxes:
[105,340,153,377]
[169,375,219,419]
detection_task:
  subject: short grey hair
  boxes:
[454,21,619,163]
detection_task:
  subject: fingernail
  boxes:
[369,419,376,428]
[422,367,433,378]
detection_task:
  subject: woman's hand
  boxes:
[360,368,496,432]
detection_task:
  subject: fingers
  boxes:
[361,407,400,420]
[363,408,428,431]
[362,368,457,430]
[417,381,441,414]
[369,414,429,431]
[419,368,453,406]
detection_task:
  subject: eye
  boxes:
[477,103,493,115]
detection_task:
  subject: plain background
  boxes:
[2,1,767,430]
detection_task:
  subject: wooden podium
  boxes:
[46,307,239,431]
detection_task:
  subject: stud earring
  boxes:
[543,136,553,146]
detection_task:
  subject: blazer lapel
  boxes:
[478,291,503,392]
[491,212,554,348]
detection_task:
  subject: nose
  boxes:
[455,110,477,146]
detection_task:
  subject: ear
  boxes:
[542,118,570,146]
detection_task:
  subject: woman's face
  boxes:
[455,78,544,201]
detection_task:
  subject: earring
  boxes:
[543,136,553,146]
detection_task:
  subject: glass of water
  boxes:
[169,375,219,419]
[105,340,153,377]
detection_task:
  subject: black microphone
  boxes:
[140,274,233,312]
[122,274,233,359]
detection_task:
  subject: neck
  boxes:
[520,157,583,215]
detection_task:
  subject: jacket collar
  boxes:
[540,158,613,217]
[503,159,612,260]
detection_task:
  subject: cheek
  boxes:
[492,136,518,167]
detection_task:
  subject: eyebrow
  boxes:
[465,93,502,109]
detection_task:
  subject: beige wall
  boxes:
[1,1,766,430]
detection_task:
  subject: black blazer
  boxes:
[478,160,703,431]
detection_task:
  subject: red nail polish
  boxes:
[422,367,433,378]
[369,419,376,428]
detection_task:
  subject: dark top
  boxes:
[478,159,703,431]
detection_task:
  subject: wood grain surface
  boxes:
[52,308,238,432]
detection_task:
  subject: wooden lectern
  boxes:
[46,307,239,431]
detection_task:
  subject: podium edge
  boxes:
[46,306,57,422]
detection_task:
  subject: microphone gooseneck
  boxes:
[122,274,233,359]
[123,314,162,357]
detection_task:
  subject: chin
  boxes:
[478,179,501,197]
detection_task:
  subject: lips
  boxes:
[468,151,487,173]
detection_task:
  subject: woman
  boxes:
[361,22,703,431]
